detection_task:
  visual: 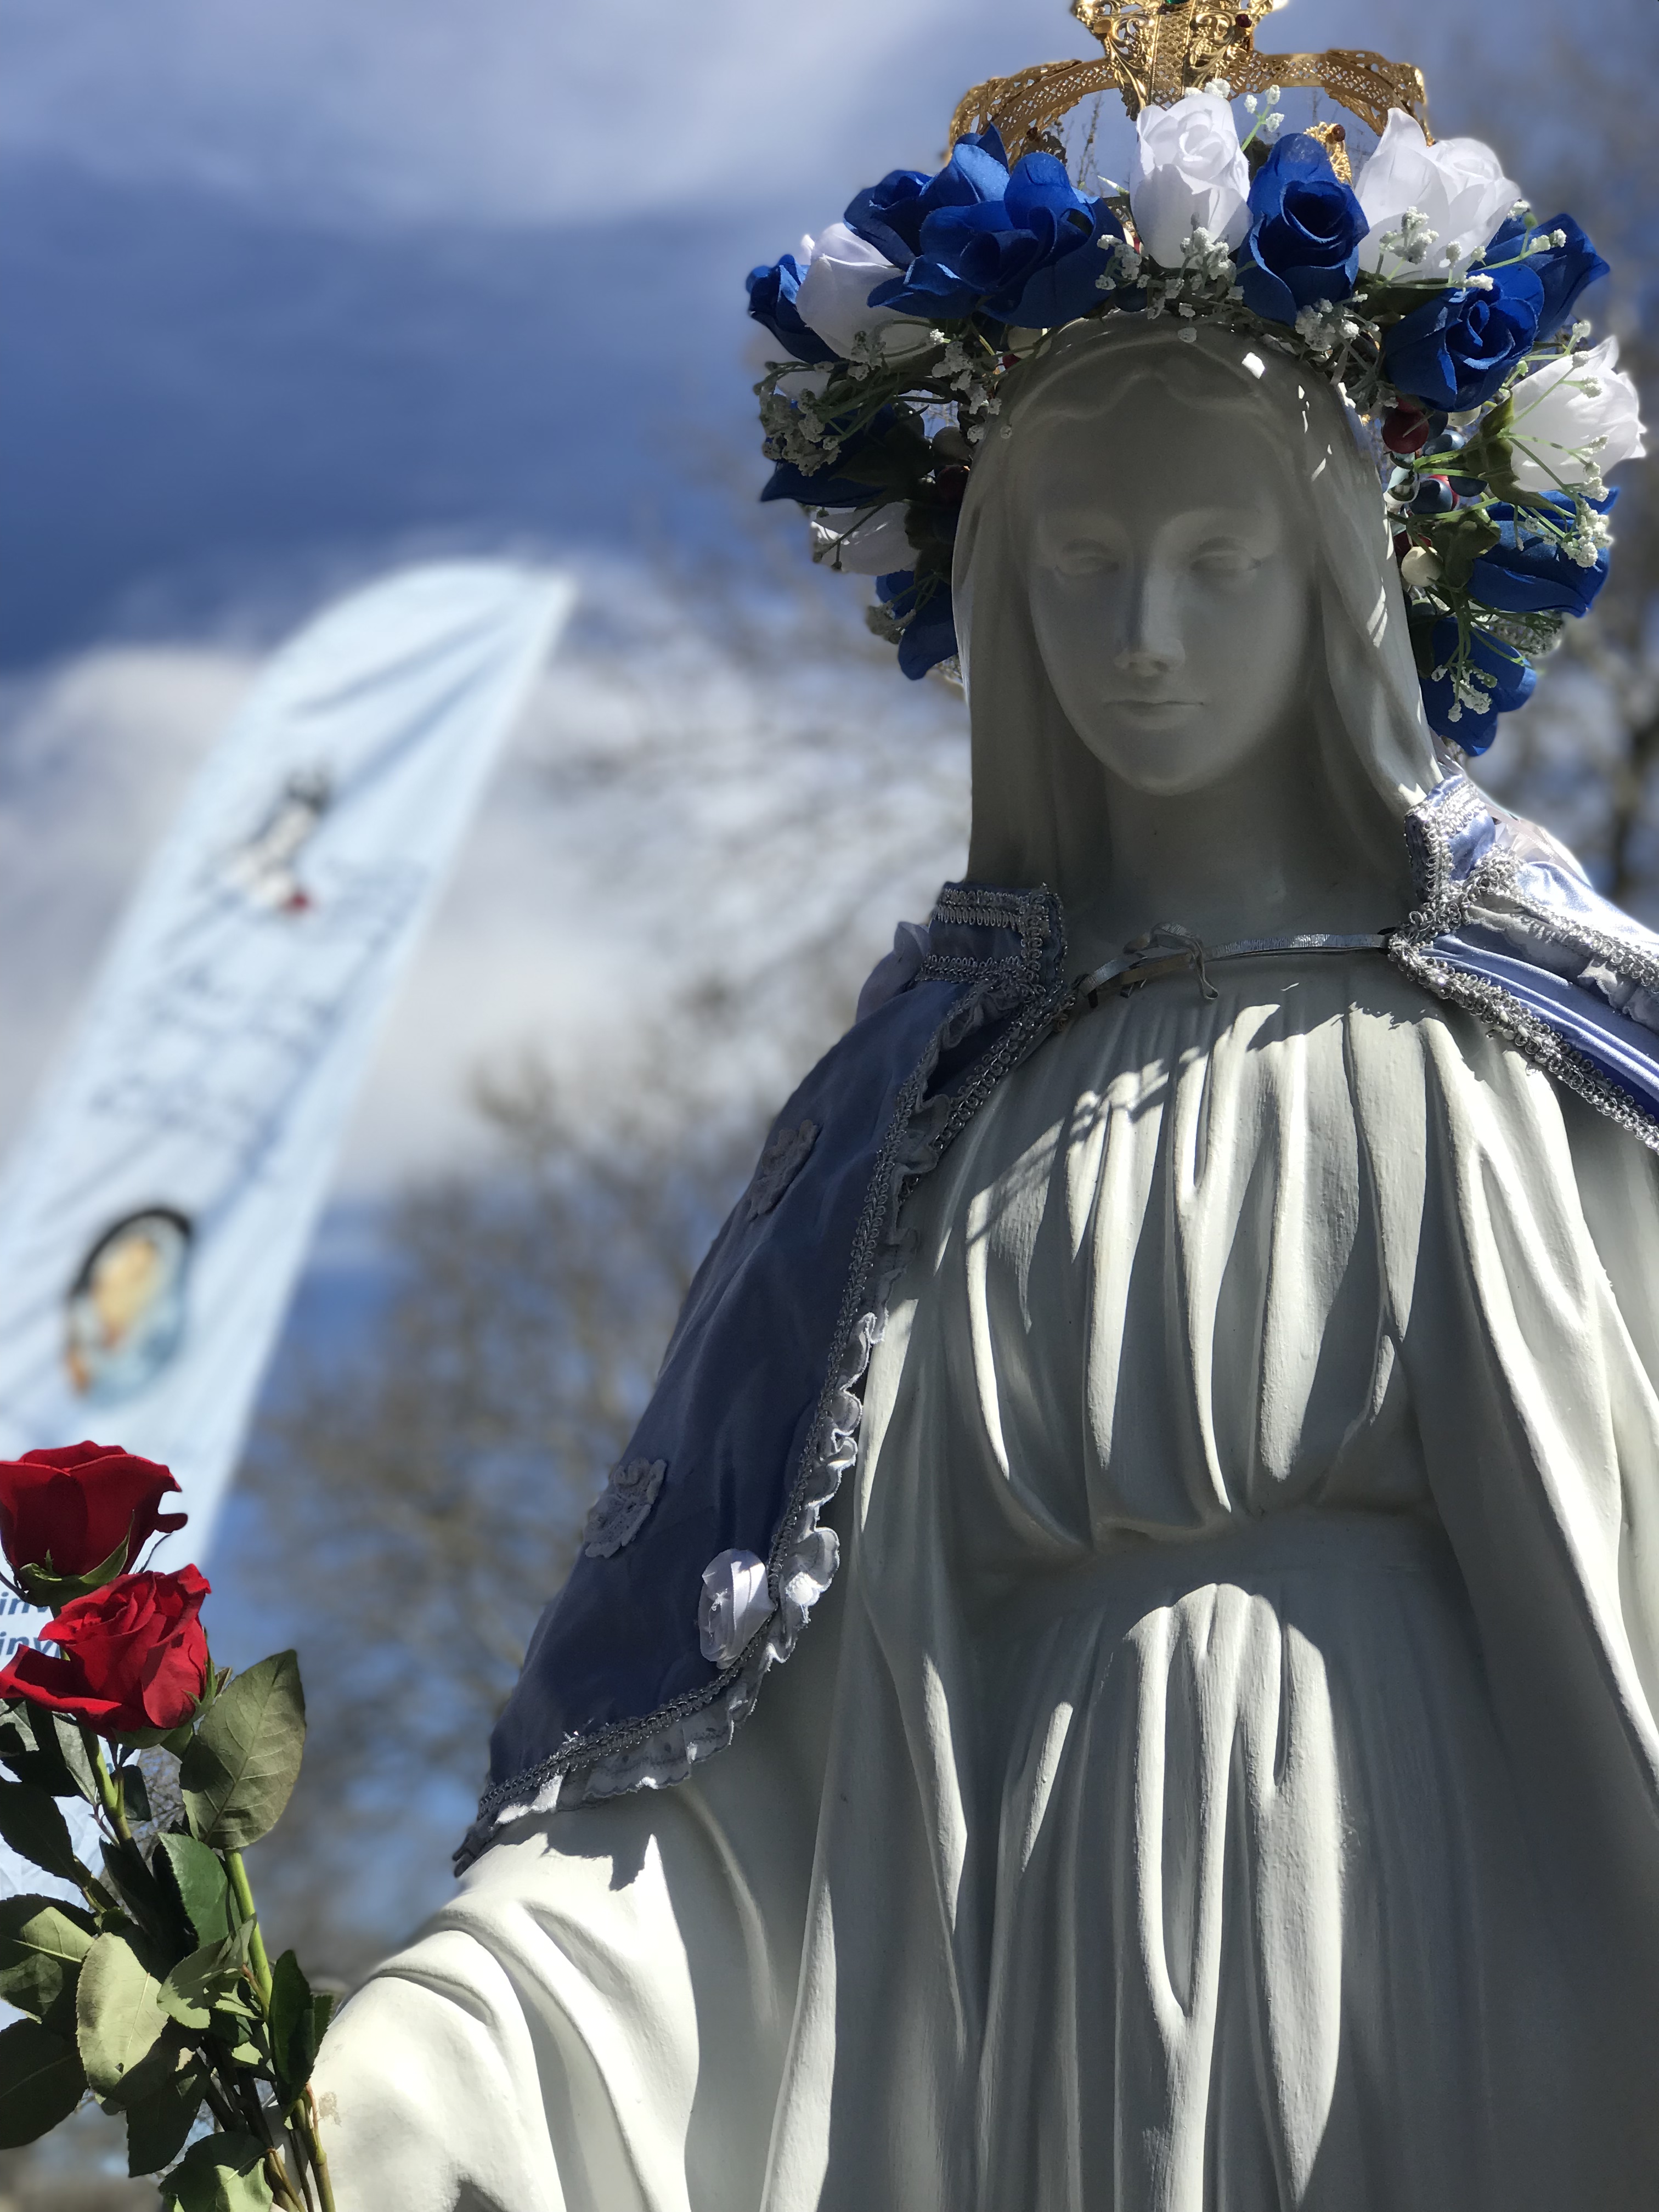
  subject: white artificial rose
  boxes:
[795,222,932,359]
[808,503,912,574]
[1355,110,1518,280]
[1505,336,1648,493]
[1128,93,1251,271]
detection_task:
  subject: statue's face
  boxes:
[1019,385,1313,797]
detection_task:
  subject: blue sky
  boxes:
[0,0,1535,664]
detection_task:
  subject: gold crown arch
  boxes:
[949,0,1430,183]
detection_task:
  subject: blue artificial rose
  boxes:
[1419,616,1537,749]
[1479,211,1608,342]
[1466,494,1613,619]
[877,569,958,680]
[1383,262,1545,412]
[868,152,1118,328]
[841,169,933,268]
[1236,133,1368,326]
[843,130,1009,267]
[746,255,837,365]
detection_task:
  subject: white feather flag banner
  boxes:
[0,563,575,1619]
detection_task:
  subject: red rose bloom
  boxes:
[0,1566,210,1737]
[0,1442,186,1590]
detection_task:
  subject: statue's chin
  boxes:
[1070,708,1280,799]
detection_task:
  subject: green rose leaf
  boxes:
[160,2129,276,2211]
[0,2017,87,2147]
[120,1767,153,1826]
[0,1780,86,1885]
[76,1923,180,2108]
[155,1833,235,1950]
[0,1894,97,2034]
[47,1712,101,1801]
[30,1711,100,1803]
[180,1653,306,1852]
[265,1950,318,2097]
[125,2058,207,2177]
[0,1705,74,1799]
[99,1844,167,1940]
[160,1936,256,2034]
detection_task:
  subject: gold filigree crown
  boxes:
[949,0,1430,181]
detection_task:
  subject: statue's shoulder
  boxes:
[1389,773,1659,1149]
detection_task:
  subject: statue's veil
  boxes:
[953,318,1448,906]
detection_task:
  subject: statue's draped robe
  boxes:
[317,953,1659,2210]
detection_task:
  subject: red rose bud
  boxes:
[1381,404,1433,458]
[0,1442,186,1601]
[0,1566,210,1738]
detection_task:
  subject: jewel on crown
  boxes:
[744,0,1646,753]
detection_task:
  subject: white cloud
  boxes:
[0,0,1092,228]
[0,0,1471,233]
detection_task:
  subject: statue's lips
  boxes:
[1103,697,1203,714]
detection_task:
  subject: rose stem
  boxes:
[231,2066,305,2212]
[286,2104,332,2212]
[82,1730,133,1848]
[300,2089,338,2212]
[224,1848,274,2007]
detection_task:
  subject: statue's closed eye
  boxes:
[1049,543,1124,578]
[1190,545,1263,577]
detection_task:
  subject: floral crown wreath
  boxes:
[745,0,1646,752]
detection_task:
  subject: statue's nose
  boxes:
[1114,569,1186,676]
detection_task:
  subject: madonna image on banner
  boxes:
[63,1207,192,1405]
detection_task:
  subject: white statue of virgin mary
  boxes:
[314,319,1659,2210]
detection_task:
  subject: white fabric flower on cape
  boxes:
[1506,336,1648,493]
[1356,110,1518,280]
[1128,93,1251,272]
[795,223,934,360]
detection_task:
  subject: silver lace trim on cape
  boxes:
[1389,776,1659,1155]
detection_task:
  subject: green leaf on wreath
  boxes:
[1434,509,1504,595]
[160,2129,276,2211]
[179,1652,306,1852]
[155,1833,235,1950]
[125,2057,207,2177]
[0,2017,87,2147]
[0,1780,86,1884]
[0,1894,97,2034]
[76,1923,182,2107]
